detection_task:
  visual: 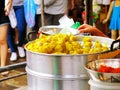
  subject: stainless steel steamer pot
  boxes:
[39,25,80,35]
[27,25,79,41]
[25,36,116,90]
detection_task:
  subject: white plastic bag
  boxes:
[5,0,17,28]
[59,15,74,28]
[8,8,17,28]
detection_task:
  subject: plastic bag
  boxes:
[9,8,17,28]
[59,15,74,28]
[71,22,81,29]
[24,0,37,28]
[5,0,17,28]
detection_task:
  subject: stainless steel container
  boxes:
[26,67,89,90]
[27,25,79,41]
[39,25,80,35]
[26,52,95,90]
[85,59,120,83]
[25,36,115,90]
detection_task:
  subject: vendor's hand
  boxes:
[78,24,96,35]
[78,24,107,37]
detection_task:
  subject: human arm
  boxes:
[5,0,12,16]
[78,24,108,37]
[102,1,114,24]
[68,0,74,10]
[117,36,120,40]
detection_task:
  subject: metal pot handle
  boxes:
[27,31,38,41]
[110,39,120,51]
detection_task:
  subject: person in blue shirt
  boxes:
[103,0,120,40]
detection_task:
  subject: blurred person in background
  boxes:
[7,0,26,61]
[7,2,19,47]
[0,0,12,74]
[27,0,41,41]
[33,0,41,31]
[44,0,68,25]
[67,0,84,23]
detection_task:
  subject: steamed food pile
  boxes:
[26,34,109,54]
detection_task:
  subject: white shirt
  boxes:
[12,0,23,6]
[34,0,41,14]
[44,0,68,15]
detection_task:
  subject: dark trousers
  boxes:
[7,5,26,52]
[44,13,64,25]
